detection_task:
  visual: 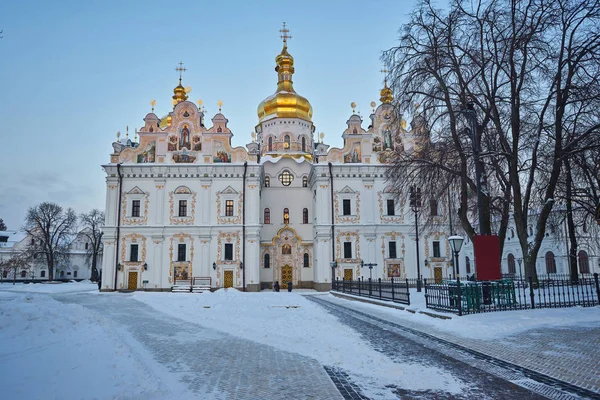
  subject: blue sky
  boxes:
[0,0,419,229]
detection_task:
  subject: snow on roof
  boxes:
[0,230,28,248]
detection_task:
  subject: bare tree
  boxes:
[23,202,77,281]
[0,248,32,285]
[384,0,600,279]
[79,209,104,281]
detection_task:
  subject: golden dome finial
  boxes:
[116,131,121,139]
[319,132,325,143]
[370,101,376,113]
[150,100,156,113]
[172,62,189,106]
[279,22,292,47]
[380,65,393,104]
[217,100,223,112]
[197,99,203,108]
[351,102,357,114]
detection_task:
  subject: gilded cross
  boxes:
[175,61,187,82]
[279,22,292,45]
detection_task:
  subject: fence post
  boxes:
[406,278,410,305]
[369,277,372,297]
[358,276,361,296]
[391,277,395,302]
[378,278,382,299]
[529,275,535,309]
[424,278,428,307]
[457,275,462,316]
[594,272,600,304]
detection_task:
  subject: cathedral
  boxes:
[100,27,454,292]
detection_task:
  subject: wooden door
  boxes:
[128,271,138,290]
[344,268,353,281]
[434,267,443,284]
[224,270,234,288]
[281,265,292,289]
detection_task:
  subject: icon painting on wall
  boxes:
[344,142,361,163]
[214,150,231,163]
[387,264,401,278]
[174,263,189,281]
[180,125,191,150]
[137,141,156,163]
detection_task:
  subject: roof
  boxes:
[0,230,28,249]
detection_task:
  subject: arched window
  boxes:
[303,208,309,224]
[20,270,27,278]
[304,253,310,268]
[430,199,438,216]
[545,251,556,274]
[466,257,471,274]
[301,137,306,152]
[282,244,291,255]
[268,137,273,152]
[507,254,516,274]
[60,271,65,278]
[284,135,291,149]
[265,176,270,187]
[279,170,293,186]
[264,253,270,269]
[264,208,270,224]
[578,250,590,274]
[283,208,289,224]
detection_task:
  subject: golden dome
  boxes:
[257,44,313,122]
[380,81,393,104]
[172,78,188,105]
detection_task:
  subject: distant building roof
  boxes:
[0,230,28,248]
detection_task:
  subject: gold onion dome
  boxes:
[380,81,393,104]
[172,78,188,105]
[257,44,313,122]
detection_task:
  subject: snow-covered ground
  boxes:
[1,282,599,399]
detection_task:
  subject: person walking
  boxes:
[273,281,280,292]
[97,272,102,291]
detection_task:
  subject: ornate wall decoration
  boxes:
[108,185,117,189]
[334,189,360,224]
[122,190,149,226]
[216,231,241,265]
[319,185,329,189]
[169,187,197,225]
[169,233,194,278]
[378,191,404,223]
[335,230,361,262]
[120,233,147,266]
[216,191,242,224]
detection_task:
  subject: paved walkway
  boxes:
[324,293,600,397]
[56,293,343,400]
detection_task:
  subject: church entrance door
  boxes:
[344,269,353,281]
[281,265,293,289]
[127,271,138,290]
[224,270,234,288]
[434,267,443,284]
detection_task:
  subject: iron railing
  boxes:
[332,277,410,305]
[425,273,600,316]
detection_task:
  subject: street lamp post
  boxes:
[448,236,464,278]
[330,261,337,290]
[360,260,377,280]
[461,102,487,235]
[410,186,423,292]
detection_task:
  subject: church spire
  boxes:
[172,61,188,105]
[275,22,295,93]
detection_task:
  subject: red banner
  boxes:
[473,235,501,281]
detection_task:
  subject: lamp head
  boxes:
[117,263,122,271]
[240,262,243,270]
[143,262,148,270]
[360,260,364,268]
[330,261,337,268]
[213,262,217,270]
[448,235,464,253]
[424,259,428,266]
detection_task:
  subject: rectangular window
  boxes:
[130,244,139,262]
[177,244,186,262]
[74,271,78,278]
[132,200,141,217]
[225,200,234,216]
[387,199,395,216]
[85,243,89,250]
[389,241,397,259]
[40,270,46,278]
[432,241,441,258]
[343,242,352,259]
[430,200,438,216]
[225,243,233,261]
[178,200,187,217]
[342,199,351,216]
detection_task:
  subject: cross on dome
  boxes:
[279,22,292,46]
[175,61,187,83]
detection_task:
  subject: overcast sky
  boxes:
[0,0,420,229]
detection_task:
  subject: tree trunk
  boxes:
[91,253,99,282]
[564,159,579,282]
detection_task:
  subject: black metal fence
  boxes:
[425,273,600,316]
[332,277,410,305]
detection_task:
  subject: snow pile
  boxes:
[0,291,162,399]
[0,281,98,294]
[134,290,465,396]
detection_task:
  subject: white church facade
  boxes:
[100,30,455,292]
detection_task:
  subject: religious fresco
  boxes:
[180,125,191,149]
[372,136,382,152]
[382,129,394,151]
[168,136,178,152]
[344,142,361,163]
[137,141,156,163]
[193,136,202,151]
[173,263,189,281]
[173,149,197,163]
[214,150,231,163]
[387,264,401,278]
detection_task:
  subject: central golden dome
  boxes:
[257,44,313,122]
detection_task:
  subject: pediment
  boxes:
[127,186,145,195]
[220,186,238,195]
[339,185,356,194]
[174,186,192,194]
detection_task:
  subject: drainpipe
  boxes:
[328,162,336,281]
[114,164,123,291]
[242,162,248,292]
